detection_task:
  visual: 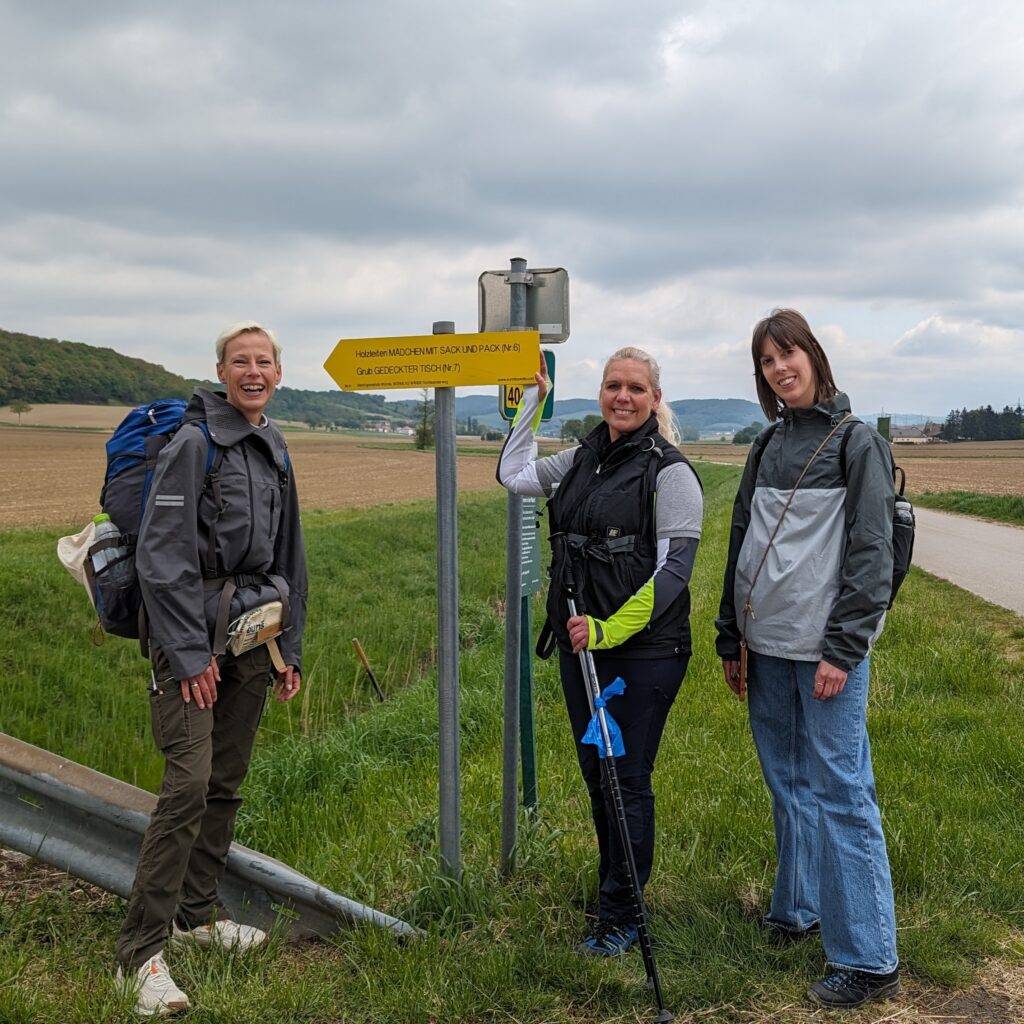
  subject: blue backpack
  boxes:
[91,399,222,639]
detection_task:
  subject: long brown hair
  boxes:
[751,309,839,421]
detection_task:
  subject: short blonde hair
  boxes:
[601,346,680,446]
[216,321,281,365]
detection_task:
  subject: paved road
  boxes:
[912,507,1024,617]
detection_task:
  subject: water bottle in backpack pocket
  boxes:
[86,513,142,637]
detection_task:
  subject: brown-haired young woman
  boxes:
[716,309,900,1010]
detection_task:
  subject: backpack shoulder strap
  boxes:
[751,421,780,480]
[838,418,898,484]
[838,417,865,479]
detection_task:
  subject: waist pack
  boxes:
[82,399,221,640]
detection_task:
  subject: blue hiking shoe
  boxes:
[575,920,639,957]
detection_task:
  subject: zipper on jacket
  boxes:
[240,443,255,566]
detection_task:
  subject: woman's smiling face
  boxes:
[600,358,661,441]
[759,337,817,410]
[217,330,282,424]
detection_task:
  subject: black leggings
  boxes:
[559,648,688,924]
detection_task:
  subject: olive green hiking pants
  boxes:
[115,645,272,970]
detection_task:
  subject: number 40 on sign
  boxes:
[500,350,555,421]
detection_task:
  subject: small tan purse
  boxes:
[226,601,287,672]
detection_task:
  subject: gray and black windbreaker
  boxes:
[136,389,308,681]
[715,393,894,672]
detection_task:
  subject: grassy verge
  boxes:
[912,489,1024,527]
[2,463,1023,1022]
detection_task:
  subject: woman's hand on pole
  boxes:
[813,659,848,700]
[567,615,590,654]
[180,656,220,708]
[722,659,744,700]
[535,350,549,403]
[275,665,302,702]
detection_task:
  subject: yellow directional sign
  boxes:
[324,331,540,391]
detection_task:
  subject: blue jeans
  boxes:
[747,651,898,974]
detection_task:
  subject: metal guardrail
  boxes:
[0,732,420,941]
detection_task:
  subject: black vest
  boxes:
[544,415,696,659]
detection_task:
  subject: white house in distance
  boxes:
[890,422,944,444]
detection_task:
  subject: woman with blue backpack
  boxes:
[716,308,903,1011]
[113,322,307,1017]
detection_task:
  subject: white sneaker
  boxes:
[116,952,190,1017]
[170,918,268,953]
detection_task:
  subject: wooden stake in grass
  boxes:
[352,638,386,702]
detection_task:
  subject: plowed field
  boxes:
[3,427,1021,529]
[0,427,508,528]
[683,440,1024,496]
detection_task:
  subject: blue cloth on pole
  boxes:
[581,676,626,758]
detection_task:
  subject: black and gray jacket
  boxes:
[136,389,308,681]
[715,393,894,672]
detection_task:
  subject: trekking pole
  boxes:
[351,638,386,702]
[563,554,673,1024]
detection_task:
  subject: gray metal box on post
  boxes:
[479,268,570,343]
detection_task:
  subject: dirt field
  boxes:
[683,440,1024,496]
[2,425,1020,529]
[0,403,135,429]
[0,425,508,528]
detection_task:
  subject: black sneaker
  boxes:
[574,920,639,957]
[759,915,820,947]
[809,966,901,1008]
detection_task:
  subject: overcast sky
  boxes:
[1,1,1022,414]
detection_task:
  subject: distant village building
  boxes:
[366,418,391,433]
[890,422,944,444]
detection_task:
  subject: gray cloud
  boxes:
[0,0,1022,409]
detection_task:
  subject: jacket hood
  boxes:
[780,391,852,426]
[184,388,289,472]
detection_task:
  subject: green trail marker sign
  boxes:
[500,350,555,421]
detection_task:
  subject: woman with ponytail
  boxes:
[498,347,702,956]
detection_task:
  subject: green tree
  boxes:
[681,424,700,442]
[582,414,602,434]
[415,389,434,450]
[732,422,763,445]
[561,418,584,442]
[9,400,31,425]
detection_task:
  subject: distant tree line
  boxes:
[940,405,1024,441]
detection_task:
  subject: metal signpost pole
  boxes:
[433,319,461,881]
[500,258,527,875]
[519,562,537,810]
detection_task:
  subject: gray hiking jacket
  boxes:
[715,393,894,672]
[136,389,308,681]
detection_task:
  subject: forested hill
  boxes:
[0,329,403,427]
[0,328,193,404]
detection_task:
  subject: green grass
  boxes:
[1,463,1023,1022]
[912,489,1024,527]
